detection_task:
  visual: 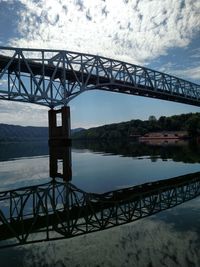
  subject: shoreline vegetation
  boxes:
[1,113,200,141]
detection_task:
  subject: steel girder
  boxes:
[0,172,199,248]
[0,47,200,108]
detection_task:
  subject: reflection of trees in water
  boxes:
[1,140,200,164]
[72,140,200,163]
[0,141,48,161]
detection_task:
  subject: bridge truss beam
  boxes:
[0,47,200,107]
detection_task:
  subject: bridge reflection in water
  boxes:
[0,142,199,249]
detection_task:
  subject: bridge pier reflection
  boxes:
[49,143,72,181]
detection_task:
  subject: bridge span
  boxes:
[0,47,200,141]
[0,47,200,107]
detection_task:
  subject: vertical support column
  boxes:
[61,106,71,141]
[48,106,71,145]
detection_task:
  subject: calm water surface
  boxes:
[0,140,199,267]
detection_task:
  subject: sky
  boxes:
[0,0,200,128]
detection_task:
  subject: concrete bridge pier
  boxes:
[48,106,71,145]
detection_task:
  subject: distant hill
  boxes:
[0,124,84,141]
[71,128,85,133]
[71,113,200,140]
[0,124,48,141]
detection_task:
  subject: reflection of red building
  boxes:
[139,131,188,141]
[139,139,188,146]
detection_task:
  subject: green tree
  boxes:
[187,116,200,136]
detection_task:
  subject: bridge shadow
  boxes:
[0,166,199,249]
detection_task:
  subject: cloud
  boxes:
[0,156,50,191]
[0,0,26,43]
[0,100,48,126]
[190,48,200,59]
[6,0,200,65]
[159,62,200,82]
[7,214,200,267]
[174,66,200,81]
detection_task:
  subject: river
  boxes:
[0,140,199,267]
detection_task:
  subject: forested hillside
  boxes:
[1,113,200,141]
[0,124,48,141]
[72,113,200,140]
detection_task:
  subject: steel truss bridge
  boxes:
[0,47,200,107]
[0,172,199,248]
